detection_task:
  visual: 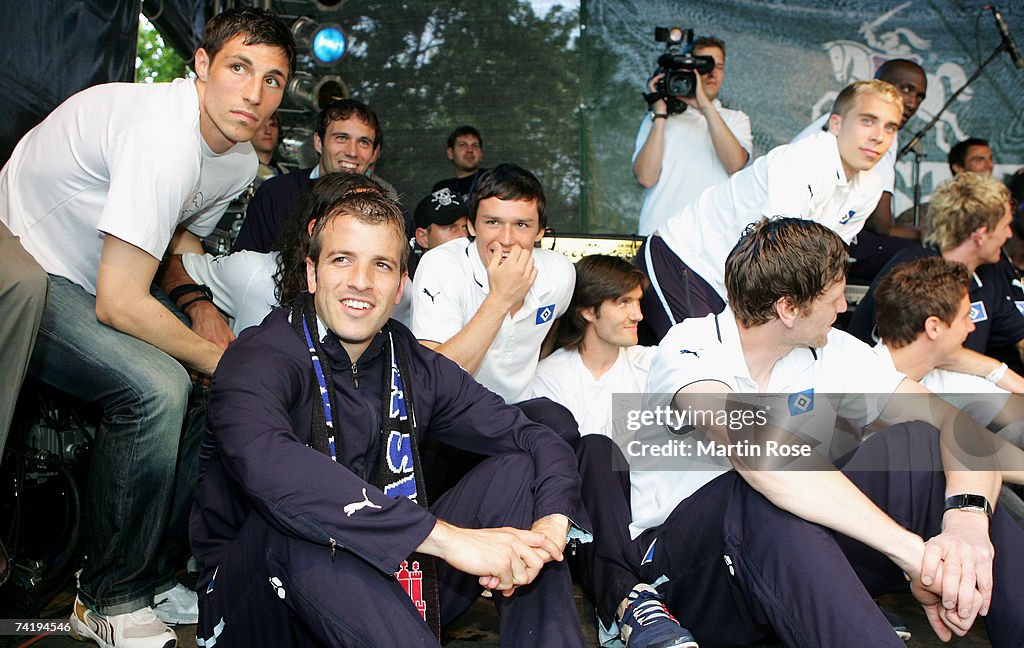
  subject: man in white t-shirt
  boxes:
[410,164,578,501]
[632,35,752,236]
[534,254,653,438]
[637,79,903,343]
[872,256,1024,525]
[0,9,295,646]
[411,163,578,441]
[533,254,697,648]
[792,59,927,281]
[624,218,1024,646]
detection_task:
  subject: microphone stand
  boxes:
[898,41,1008,226]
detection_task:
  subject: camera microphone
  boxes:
[989,4,1024,70]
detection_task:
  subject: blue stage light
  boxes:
[313,26,346,64]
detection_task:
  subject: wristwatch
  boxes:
[943,494,993,519]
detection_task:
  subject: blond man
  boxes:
[638,79,904,342]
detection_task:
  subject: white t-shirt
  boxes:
[872,344,1010,427]
[633,102,753,236]
[628,309,904,538]
[792,113,897,193]
[0,78,256,294]
[410,237,575,403]
[182,250,279,335]
[533,345,656,438]
[659,131,883,300]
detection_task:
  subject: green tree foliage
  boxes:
[288,1,583,231]
[135,15,189,84]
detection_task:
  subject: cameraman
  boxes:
[633,35,751,236]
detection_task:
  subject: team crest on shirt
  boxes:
[1015,301,1024,316]
[180,191,205,219]
[969,300,988,323]
[536,304,556,324]
[788,389,814,416]
[838,209,855,225]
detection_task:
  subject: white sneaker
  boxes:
[152,583,199,626]
[69,596,177,648]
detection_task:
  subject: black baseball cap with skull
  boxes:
[414,187,467,229]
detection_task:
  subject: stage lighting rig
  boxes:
[286,70,349,111]
[291,16,347,65]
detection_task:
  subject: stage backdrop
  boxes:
[1,1,1021,236]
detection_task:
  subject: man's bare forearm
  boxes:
[633,118,666,188]
[701,106,747,173]
[422,296,508,374]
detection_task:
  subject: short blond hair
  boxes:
[924,172,1010,250]
[830,79,903,119]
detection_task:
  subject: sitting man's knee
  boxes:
[9,261,49,311]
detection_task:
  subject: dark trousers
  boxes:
[197,452,586,648]
[585,423,1024,647]
[573,435,635,627]
[422,397,580,503]
[635,235,725,345]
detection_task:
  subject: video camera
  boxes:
[647,27,715,114]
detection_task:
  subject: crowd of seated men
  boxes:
[2,9,1024,648]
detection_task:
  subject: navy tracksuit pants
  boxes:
[635,234,726,345]
[578,423,1024,647]
[195,452,586,648]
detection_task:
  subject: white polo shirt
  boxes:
[872,344,1010,427]
[659,131,883,300]
[533,345,656,438]
[410,237,575,403]
[628,309,904,538]
[792,113,897,193]
[633,101,753,236]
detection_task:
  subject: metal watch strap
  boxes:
[943,493,993,518]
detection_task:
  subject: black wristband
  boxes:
[168,283,212,305]
[179,294,214,311]
[943,494,992,519]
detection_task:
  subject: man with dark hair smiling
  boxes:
[535,254,651,440]
[231,98,396,254]
[873,256,1024,524]
[0,7,296,646]
[191,190,590,647]
[625,217,1024,646]
[411,163,578,443]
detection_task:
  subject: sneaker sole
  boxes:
[153,613,198,627]
[69,614,177,648]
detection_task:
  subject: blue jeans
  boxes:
[29,275,194,614]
